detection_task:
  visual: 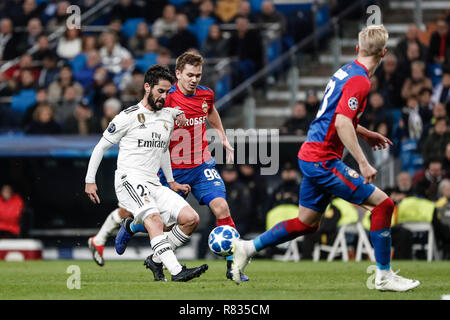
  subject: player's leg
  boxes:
[311,159,419,291]
[231,158,331,283]
[360,188,420,291]
[88,207,132,266]
[147,186,199,262]
[147,205,199,267]
[116,187,199,254]
[119,167,186,239]
[231,180,325,283]
[142,211,208,282]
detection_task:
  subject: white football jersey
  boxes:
[103,102,180,184]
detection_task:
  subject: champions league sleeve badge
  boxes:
[107,122,116,133]
[348,97,358,111]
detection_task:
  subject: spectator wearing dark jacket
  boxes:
[168,13,199,57]
[280,101,310,136]
[374,53,404,108]
[229,15,264,71]
[63,98,102,135]
[427,16,450,65]
[25,104,61,135]
[394,24,427,63]
[414,159,445,201]
[238,164,268,232]
[267,162,300,211]
[257,0,287,34]
[421,117,450,165]
[201,24,229,58]
[0,17,18,61]
[111,0,142,22]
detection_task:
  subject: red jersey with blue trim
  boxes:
[164,82,214,169]
[298,60,371,162]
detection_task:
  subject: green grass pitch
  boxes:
[0,260,449,300]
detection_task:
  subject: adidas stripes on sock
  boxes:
[150,235,182,276]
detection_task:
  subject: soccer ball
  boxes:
[208,225,240,257]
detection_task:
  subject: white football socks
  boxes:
[244,240,257,257]
[94,208,123,246]
[166,225,190,250]
[152,225,191,264]
[151,235,182,275]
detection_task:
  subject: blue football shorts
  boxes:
[158,157,226,206]
[298,158,376,213]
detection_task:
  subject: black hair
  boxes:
[144,65,175,88]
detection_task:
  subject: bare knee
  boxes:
[209,198,230,219]
[143,213,164,237]
[298,205,322,227]
[178,206,200,228]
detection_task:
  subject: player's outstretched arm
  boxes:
[85,137,114,204]
[207,106,234,163]
[356,125,393,151]
[335,114,377,184]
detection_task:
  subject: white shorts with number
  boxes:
[114,172,189,226]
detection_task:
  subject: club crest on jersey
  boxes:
[107,122,116,133]
[348,97,358,110]
[202,99,208,113]
[347,169,359,178]
[163,122,168,131]
[137,113,146,128]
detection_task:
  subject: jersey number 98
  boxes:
[204,168,221,180]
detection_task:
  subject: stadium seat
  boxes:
[397,197,440,261]
[313,200,375,262]
[191,17,215,48]
[11,89,36,114]
[121,18,146,39]
[214,73,231,100]
[313,222,375,262]
[70,54,87,73]
[278,236,304,262]
[428,63,443,87]
[135,53,158,73]
[400,222,440,262]
[169,0,190,7]
[400,139,423,177]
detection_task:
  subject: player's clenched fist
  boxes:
[359,162,377,184]
[85,183,101,204]
[168,181,191,195]
[176,113,187,127]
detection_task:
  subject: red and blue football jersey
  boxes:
[298,60,371,162]
[164,82,214,169]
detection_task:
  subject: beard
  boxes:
[147,93,165,111]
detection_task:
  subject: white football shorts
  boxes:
[114,171,189,226]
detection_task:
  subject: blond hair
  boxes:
[358,24,389,58]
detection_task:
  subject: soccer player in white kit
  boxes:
[85,65,208,282]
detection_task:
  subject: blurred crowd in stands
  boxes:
[0,0,296,134]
